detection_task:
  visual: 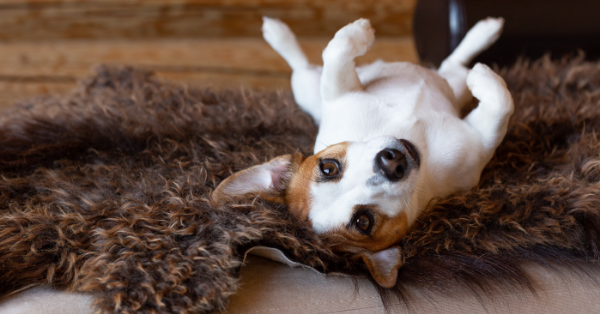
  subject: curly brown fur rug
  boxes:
[1,56,600,313]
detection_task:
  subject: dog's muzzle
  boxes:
[374,139,420,182]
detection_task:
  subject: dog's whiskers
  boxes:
[401,194,415,215]
[411,182,430,198]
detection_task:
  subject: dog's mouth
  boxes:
[399,139,420,167]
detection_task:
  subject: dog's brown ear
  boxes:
[212,153,303,204]
[359,246,403,288]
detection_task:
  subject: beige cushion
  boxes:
[0,287,94,314]
[2,255,600,314]
[226,255,600,314]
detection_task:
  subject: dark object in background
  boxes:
[414,0,600,67]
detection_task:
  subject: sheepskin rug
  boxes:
[1,56,600,313]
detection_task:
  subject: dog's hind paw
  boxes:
[467,63,511,112]
[465,63,514,152]
[323,18,375,62]
[468,18,504,48]
[450,17,504,65]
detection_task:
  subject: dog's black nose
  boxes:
[375,148,407,181]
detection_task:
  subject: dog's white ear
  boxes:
[359,246,403,288]
[212,154,302,204]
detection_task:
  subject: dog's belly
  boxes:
[358,61,457,112]
[314,61,458,153]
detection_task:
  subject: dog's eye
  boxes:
[353,211,374,235]
[320,160,339,177]
[356,215,370,231]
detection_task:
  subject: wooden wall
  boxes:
[0,0,418,107]
[0,0,416,40]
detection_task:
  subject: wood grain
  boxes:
[0,37,418,75]
[0,0,416,40]
[0,1,419,111]
[0,37,418,108]
[0,80,75,108]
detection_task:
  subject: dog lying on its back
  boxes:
[213,17,513,287]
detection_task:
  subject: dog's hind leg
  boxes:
[438,18,504,110]
[320,19,374,102]
[262,17,323,124]
[464,63,513,160]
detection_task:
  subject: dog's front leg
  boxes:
[262,17,324,124]
[465,63,514,158]
[321,19,375,101]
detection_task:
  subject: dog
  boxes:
[213,17,513,288]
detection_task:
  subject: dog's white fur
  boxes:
[260,17,512,230]
[214,17,513,287]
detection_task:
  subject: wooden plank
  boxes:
[0,37,418,110]
[156,71,291,90]
[0,72,291,112]
[0,0,416,40]
[0,37,418,76]
[0,73,291,112]
[0,80,75,110]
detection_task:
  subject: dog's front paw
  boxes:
[262,17,296,47]
[323,18,375,61]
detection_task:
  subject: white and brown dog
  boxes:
[213,17,513,287]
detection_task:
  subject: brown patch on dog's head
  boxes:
[212,142,349,221]
[284,142,349,220]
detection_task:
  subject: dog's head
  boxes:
[213,136,426,287]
